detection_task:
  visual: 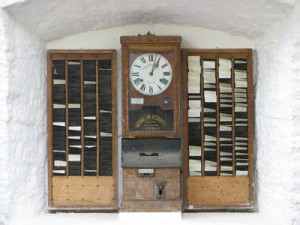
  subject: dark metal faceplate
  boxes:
[122,138,181,168]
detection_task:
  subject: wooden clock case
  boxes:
[121,36,182,212]
[121,36,181,138]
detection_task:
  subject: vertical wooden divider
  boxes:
[200,58,205,175]
[247,50,254,204]
[216,58,220,176]
[47,52,53,203]
[65,60,70,177]
[231,59,236,176]
[182,51,189,206]
[80,60,84,176]
[96,60,100,177]
[111,52,118,206]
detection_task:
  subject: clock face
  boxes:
[130,53,173,96]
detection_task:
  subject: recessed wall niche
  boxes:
[46,46,254,212]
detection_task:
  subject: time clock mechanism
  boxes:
[129,52,174,132]
[121,35,182,212]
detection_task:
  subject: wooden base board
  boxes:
[51,176,115,208]
[121,200,182,212]
[122,168,181,212]
[187,176,250,206]
[123,168,180,200]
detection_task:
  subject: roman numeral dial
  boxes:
[129,53,172,96]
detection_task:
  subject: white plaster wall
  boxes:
[4,0,294,41]
[254,14,294,225]
[0,9,47,225]
[48,23,254,207]
[291,1,300,224]
[47,24,253,49]
[0,5,299,225]
[0,9,10,225]
[0,0,22,7]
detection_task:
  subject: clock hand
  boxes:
[153,57,161,72]
[150,54,158,75]
[151,57,160,75]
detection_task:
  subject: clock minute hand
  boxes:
[152,57,161,73]
[150,54,158,74]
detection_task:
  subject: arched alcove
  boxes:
[3,0,294,41]
[0,0,299,224]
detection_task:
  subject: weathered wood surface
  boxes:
[182,49,254,210]
[52,176,114,206]
[187,176,249,205]
[48,50,118,210]
[121,200,181,212]
[123,168,180,201]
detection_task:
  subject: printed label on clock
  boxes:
[130,98,144,105]
[129,106,174,131]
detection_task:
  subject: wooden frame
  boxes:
[121,36,181,138]
[182,49,254,210]
[47,50,118,211]
[120,36,182,212]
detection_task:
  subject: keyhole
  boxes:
[159,185,163,196]
[156,181,165,199]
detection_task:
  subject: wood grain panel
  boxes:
[111,51,118,208]
[52,176,114,206]
[120,36,181,45]
[80,60,84,176]
[65,60,69,176]
[216,58,220,175]
[200,58,205,175]
[231,59,236,176]
[123,168,180,201]
[247,50,254,204]
[121,200,181,212]
[47,52,53,206]
[96,60,100,176]
[187,176,249,206]
[50,52,114,60]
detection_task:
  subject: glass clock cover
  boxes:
[128,51,175,133]
[130,53,173,96]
